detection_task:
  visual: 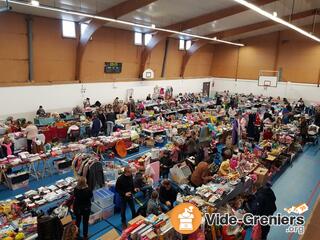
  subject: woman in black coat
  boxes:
[73,176,93,240]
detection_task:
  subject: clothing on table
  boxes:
[191,161,212,187]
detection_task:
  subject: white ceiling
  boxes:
[3,0,320,40]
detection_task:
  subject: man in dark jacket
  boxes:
[90,114,101,137]
[247,184,277,240]
[116,167,139,228]
[159,179,177,212]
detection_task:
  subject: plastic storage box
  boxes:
[6,172,29,190]
[89,202,102,225]
[100,204,115,220]
[94,188,114,208]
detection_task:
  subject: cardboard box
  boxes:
[61,215,72,225]
[254,167,269,186]
[96,228,120,240]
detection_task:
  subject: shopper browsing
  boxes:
[73,176,93,240]
[24,121,38,153]
[116,167,139,228]
[190,159,214,187]
[1,134,14,157]
[159,179,177,212]
[90,114,101,137]
[36,105,46,117]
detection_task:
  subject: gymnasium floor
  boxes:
[0,144,319,239]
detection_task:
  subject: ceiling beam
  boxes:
[76,0,157,81]
[139,0,277,77]
[180,9,318,77]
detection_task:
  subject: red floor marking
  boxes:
[288,181,320,240]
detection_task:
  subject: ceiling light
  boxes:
[151,24,156,28]
[30,0,39,6]
[5,0,244,47]
[232,0,320,43]
[273,11,277,17]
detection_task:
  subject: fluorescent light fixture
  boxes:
[30,0,39,6]
[273,11,277,17]
[134,32,143,45]
[232,0,320,43]
[179,39,185,50]
[185,40,192,50]
[151,24,156,29]
[144,33,152,45]
[62,20,76,38]
[5,0,244,47]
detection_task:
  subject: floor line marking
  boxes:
[288,180,320,240]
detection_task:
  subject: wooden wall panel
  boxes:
[237,32,278,80]
[0,13,28,83]
[185,44,214,77]
[212,26,320,83]
[33,17,77,83]
[81,28,140,82]
[145,40,165,79]
[277,25,320,84]
[211,44,238,78]
[165,39,184,78]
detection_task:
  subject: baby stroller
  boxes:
[307,124,319,145]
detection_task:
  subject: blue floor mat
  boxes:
[268,144,320,240]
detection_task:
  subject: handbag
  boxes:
[251,224,262,240]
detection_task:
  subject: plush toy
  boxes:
[15,232,25,240]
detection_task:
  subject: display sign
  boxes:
[104,62,122,73]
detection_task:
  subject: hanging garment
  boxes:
[87,161,104,190]
[247,113,256,139]
[232,119,239,146]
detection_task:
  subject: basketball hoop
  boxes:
[258,70,279,88]
[263,81,271,90]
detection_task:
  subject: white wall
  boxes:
[212,77,320,104]
[2,77,319,121]
[0,78,213,120]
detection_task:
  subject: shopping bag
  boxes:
[251,224,262,240]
